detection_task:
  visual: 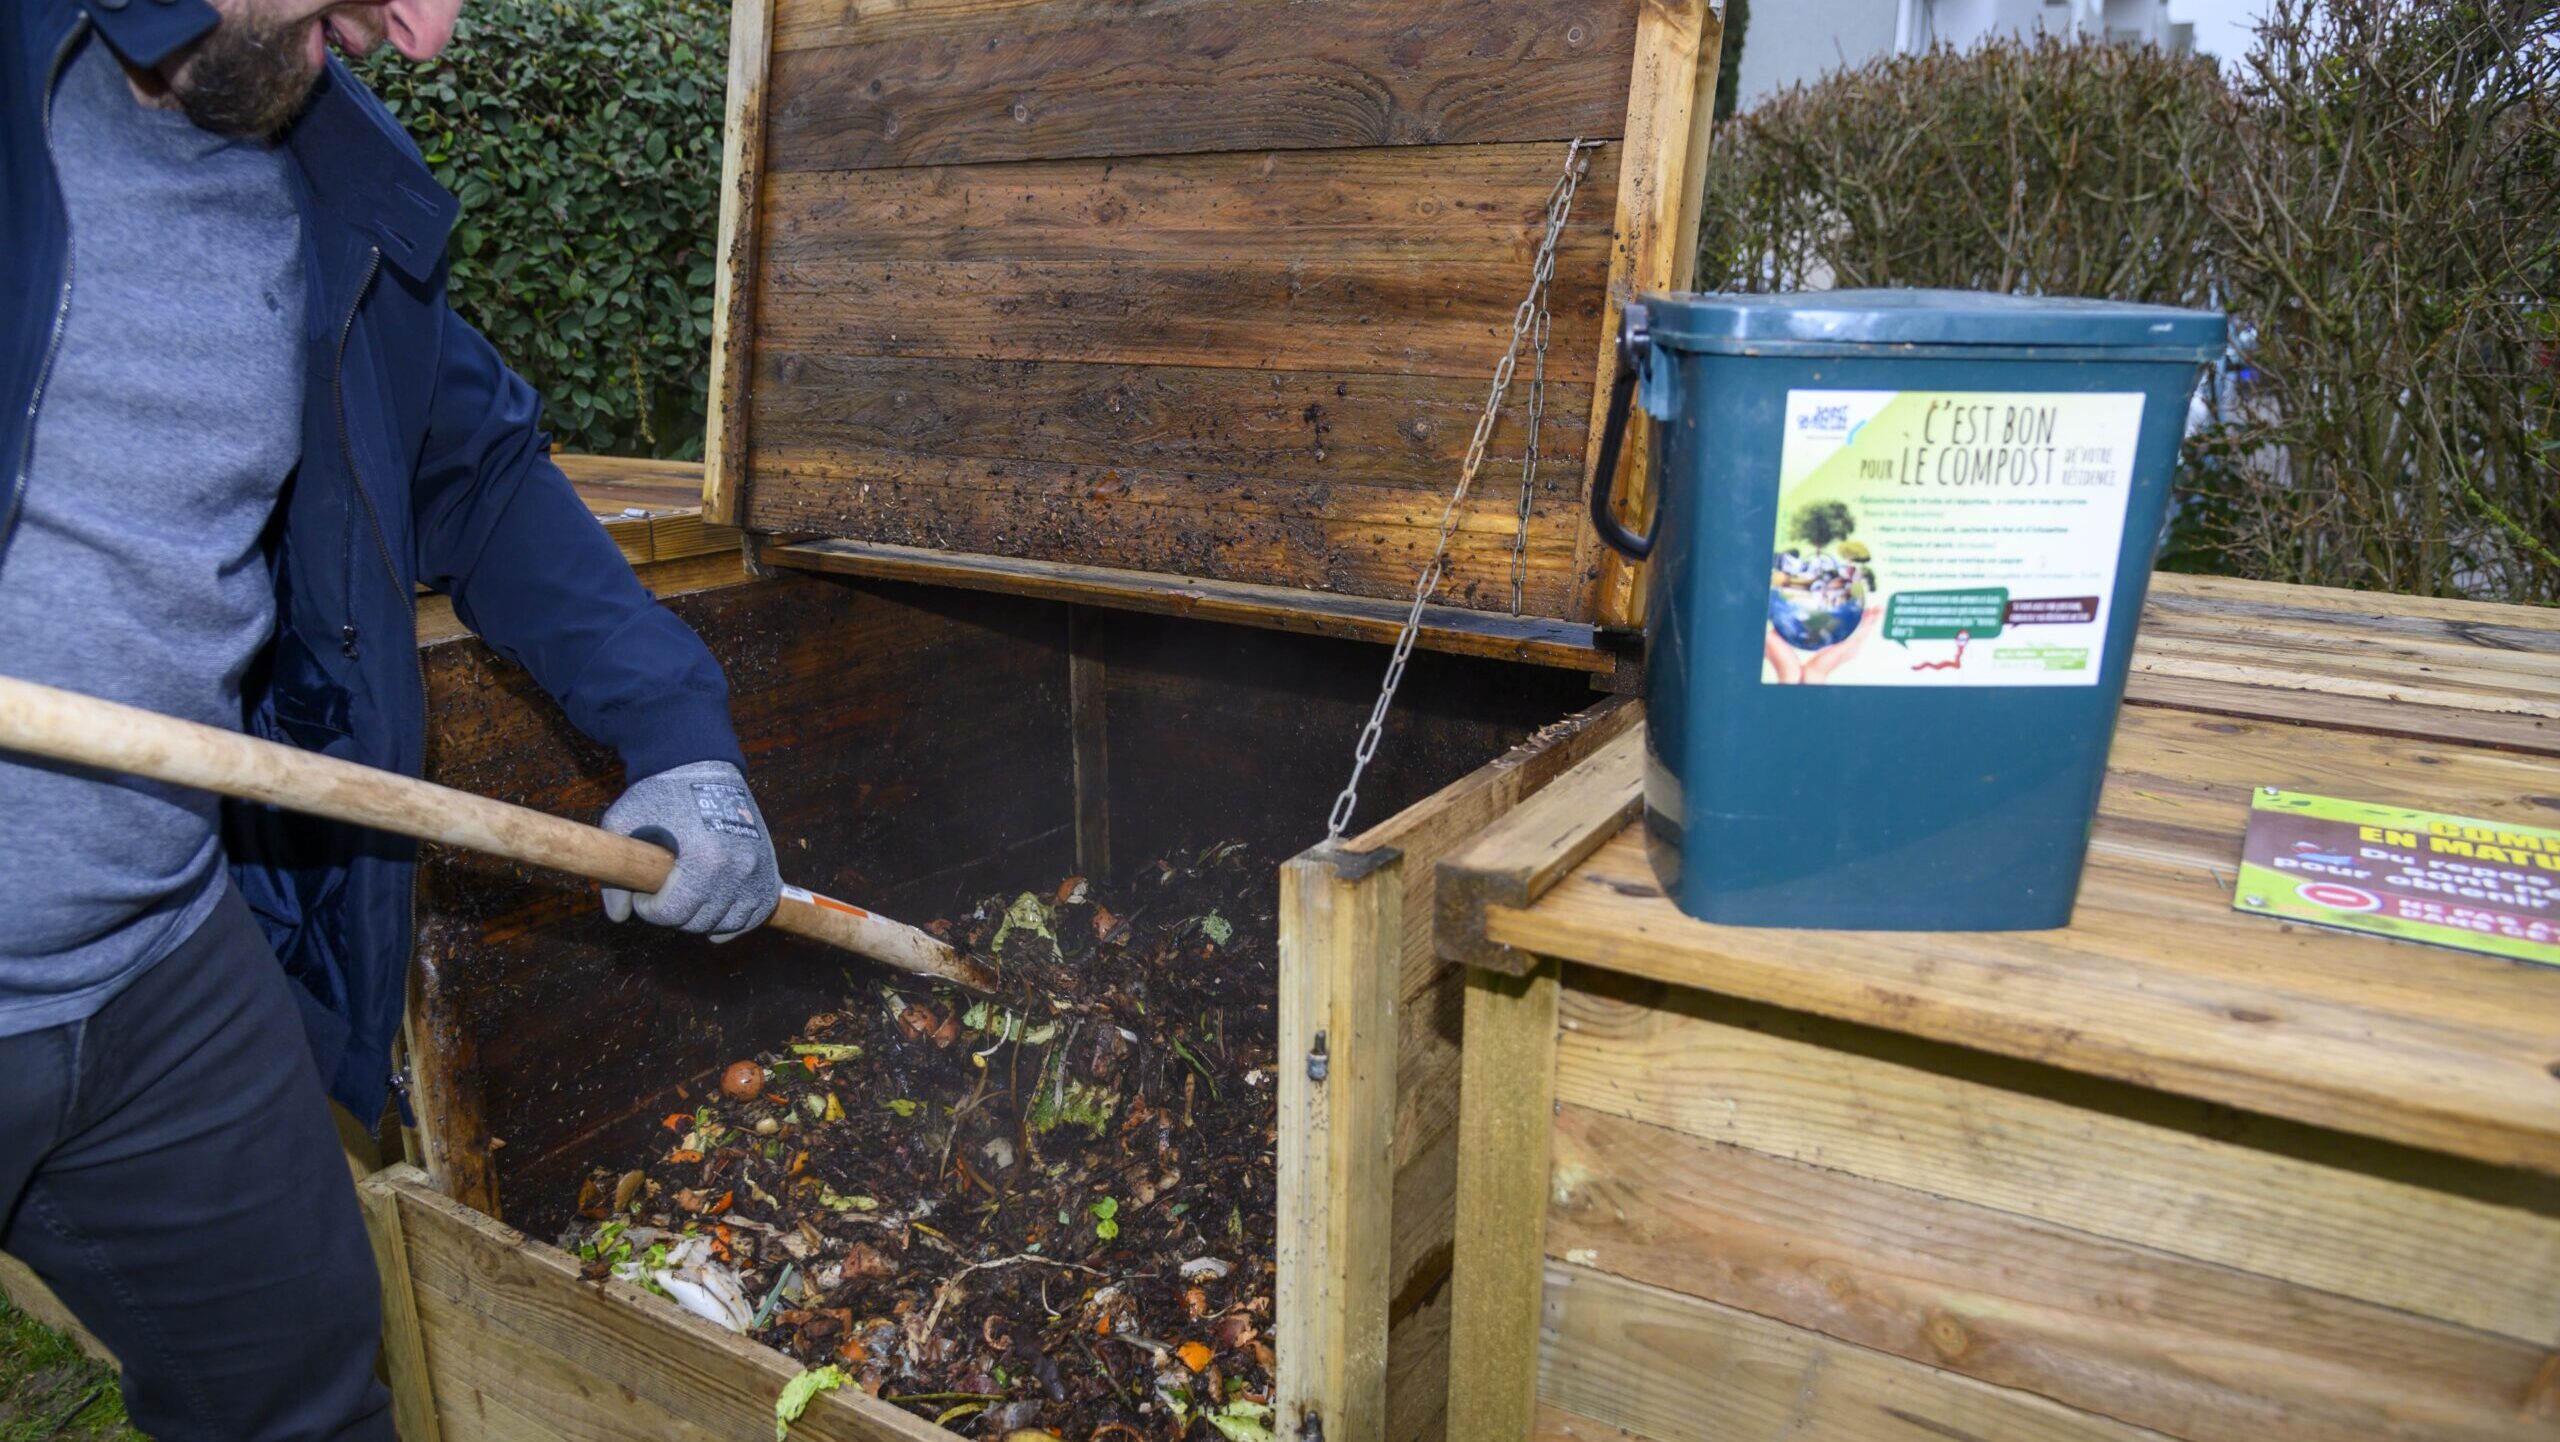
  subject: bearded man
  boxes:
[0,3,781,1435]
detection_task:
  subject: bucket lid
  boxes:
[1640,289,2227,355]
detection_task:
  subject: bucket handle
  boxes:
[1588,303,1654,561]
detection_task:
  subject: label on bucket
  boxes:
[1761,389,2145,687]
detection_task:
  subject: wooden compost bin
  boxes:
[369,0,1732,1437]
[1432,577,2560,1442]
[388,568,1629,1442]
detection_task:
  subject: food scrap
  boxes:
[566,842,1278,1439]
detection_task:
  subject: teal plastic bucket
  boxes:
[1587,290,2227,930]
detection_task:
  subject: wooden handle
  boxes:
[0,675,995,993]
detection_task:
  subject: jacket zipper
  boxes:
[334,243,428,1099]
[5,18,91,552]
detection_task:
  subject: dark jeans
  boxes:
[0,887,394,1441]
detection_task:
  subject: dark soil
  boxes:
[564,842,1280,1440]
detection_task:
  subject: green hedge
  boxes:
[1699,0,2560,604]
[362,0,727,459]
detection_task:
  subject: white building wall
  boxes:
[1733,0,2190,109]
[1733,0,1904,108]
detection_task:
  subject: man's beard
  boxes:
[166,8,325,140]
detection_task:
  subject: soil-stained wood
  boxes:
[1095,610,1595,877]
[704,0,775,524]
[764,0,1641,174]
[1553,974,2560,1346]
[759,143,1624,266]
[367,1168,948,1442]
[750,354,1595,495]
[1536,1263,2175,1442]
[1548,1106,2555,1442]
[411,575,1077,1222]
[1580,0,1720,628]
[766,539,1608,671]
[753,255,1606,383]
[749,453,1590,615]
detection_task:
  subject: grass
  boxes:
[0,1298,137,1442]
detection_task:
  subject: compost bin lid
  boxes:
[1640,289,2227,356]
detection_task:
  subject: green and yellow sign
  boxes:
[2235,790,2560,966]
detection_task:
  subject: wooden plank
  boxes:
[1278,844,1405,1442]
[1554,976,2560,1346]
[1549,1105,2555,1441]
[1436,728,1643,974]
[1388,1274,1454,1442]
[775,0,1159,52]
[1580,0,1721,629]
[1068,607,1110,879]
[366,1167,946,1442]
[1532,1403,1652,1442]
[2122,573,2560,755]
[415,550,751,648]
[1347,698,1643,1442]
[553,453,712,510]
[2146,569,2560,634]
[749,352,1595,495]
[703,0,776,526]
[763,0,1642,174]
[2088,708,2559,888]
[1444,957,1564,1442]
[0,1252,113,1367]
[766,538,1612,670]
[760,143,1625,266]
[748,452,1591,616]
[753,254,1607,383]
[1492,818,2560,1173]
[1537,1262,2176,1442]
[357,1168,446,1442]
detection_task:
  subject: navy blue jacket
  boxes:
[4,0,747,1122]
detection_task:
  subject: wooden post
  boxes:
[1068,607,1111,880]
[1576,0,1728,629]
[1445,957,1564,1442]
[1276,843,1404,1442]
[357,1173,445,1442]
[700,0,776,526]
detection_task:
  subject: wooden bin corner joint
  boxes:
[1435,730,1644,1442]
[1278,840,1405,1442]
[700,0,775,528]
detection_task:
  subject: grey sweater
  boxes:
[0,36,306,1033]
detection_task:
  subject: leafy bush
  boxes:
[362,0,727,459]
[2196,0,2558,600]
[1697,3,2560,604]
[1697,37,2233,303]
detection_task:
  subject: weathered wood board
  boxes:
[710,0,1725,630]
[406,562,1614,1442]
[1438,575,2560,1442]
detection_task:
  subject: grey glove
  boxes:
[599,760,781,942]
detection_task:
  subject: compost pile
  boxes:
[564,842,1281,1441]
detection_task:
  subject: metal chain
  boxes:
[1511,289,1553,614]
[1326,138,1599,842]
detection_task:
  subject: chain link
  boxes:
[1326,139,1598,842]
[1511,284,1553,613]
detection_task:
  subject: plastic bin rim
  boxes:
[1635,336,2228,364]
[1637,288,2228,357]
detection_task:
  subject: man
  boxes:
[0,1,782,1435]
